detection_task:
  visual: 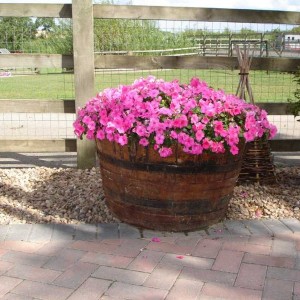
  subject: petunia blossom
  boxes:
[74,76,277,158]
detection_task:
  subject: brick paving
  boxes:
[0,219,300,299]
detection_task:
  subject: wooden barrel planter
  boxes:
[96,139,245,232]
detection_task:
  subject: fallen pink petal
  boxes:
[151,237,161,242]
[255,208,263,218]
[241,191,249,198]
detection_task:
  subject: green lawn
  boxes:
[0,69,296,102]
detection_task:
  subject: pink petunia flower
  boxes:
[159,147,173,157]
[74,76,277,158]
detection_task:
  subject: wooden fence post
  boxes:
[72,0,96,169]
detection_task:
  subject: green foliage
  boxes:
[35,18,56,32]
[23,19,73,54]
[239,28,257,35]
[0,17,35,51]
[1,8,300,56]
[0,16,72,54]
[288,67,300,117]
[265,28,282,42]
[181,29,207,37]
[94,19,192,52]
[290,26,300,34]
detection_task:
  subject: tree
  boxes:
[222,27,231,34]
[93,19,192,52]
[35,18,56,32]
[290,26,300,34]
[0,17,35,51]
[23,18,73,54]
[239,28,257,35]
[44,19,73,54]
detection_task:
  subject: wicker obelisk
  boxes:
[235,44,277,184]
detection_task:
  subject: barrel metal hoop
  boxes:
[99,151,239,174]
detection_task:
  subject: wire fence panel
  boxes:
[0,18,72,54]
[1,15,299,103]
[0,112,76,140]
[93,19,300,58]
[0,68,74,100]
[94,68,297,102]
[0,4,300,150]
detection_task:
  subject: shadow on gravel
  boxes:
[273,152,300,167]
[0,167,117,224]
[0,164,300,226]
[0,152,77,169]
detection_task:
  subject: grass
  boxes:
[0,68,296,102]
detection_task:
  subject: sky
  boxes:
[1,0,300,12]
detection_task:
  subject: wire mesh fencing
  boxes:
[1,12,300,142]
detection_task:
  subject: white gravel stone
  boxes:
[0,166,299,224]
[227,166,300,221]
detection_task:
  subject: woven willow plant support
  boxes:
[235,44,277,184]
[235,44,255,104]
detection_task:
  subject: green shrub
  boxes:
[288,67,300,118]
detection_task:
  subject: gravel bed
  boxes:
[0,166,299,225]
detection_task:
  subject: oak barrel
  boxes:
[96,139,244,232]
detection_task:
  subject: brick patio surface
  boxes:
[1,219,300,299]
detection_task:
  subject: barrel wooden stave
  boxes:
[105,196,228,231]
[96,139,244,231]
[100,166,235,202]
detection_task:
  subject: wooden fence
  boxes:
[0,1,300,168]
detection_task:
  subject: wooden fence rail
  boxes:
[2,139,299,153]
[1,4,299,24]
[0,2,300,168]
[0,100,293,115]
[1,54,299,71]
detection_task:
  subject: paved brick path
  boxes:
[1,219,300,299]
